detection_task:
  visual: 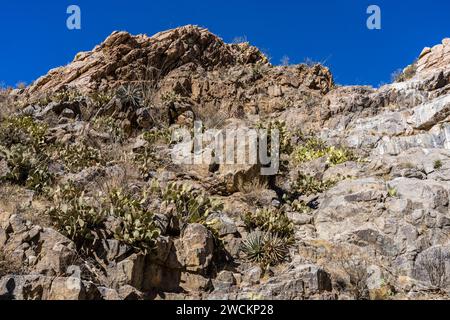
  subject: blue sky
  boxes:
[1,0,449,87]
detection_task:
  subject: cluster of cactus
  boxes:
[56,143,105,173]
[0,115,47,148]
[243,208,294,239]
[142,128,172,145]
[292,136,356,166]
[241,207,294,267]
[0,116,53,194]
[107,188,160,254]
[48,183,160,253]
[293,173,337,196]
[93,116,127,143]
[47,182,105,245]
[162,182,223,228]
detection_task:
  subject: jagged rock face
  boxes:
[3,26,450,300]
[26,25,269,96]
[23,25,333,125]
[417,38,450,75]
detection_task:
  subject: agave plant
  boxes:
[116,83,143,109]
[241,230,266,263]
[241,231,289,266]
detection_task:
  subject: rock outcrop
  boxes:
[1,25,450,300]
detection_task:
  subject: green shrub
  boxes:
[293,173,337,196]
[161,91,181,104]
[392,60,418,83]
[387,186,398,198]
[162,182,223,228]
[107,188,160,254]
[0,116,47,148]
[241,231,289,266]
[292,136,355,166]
[243,208,294,239]
[434,160,443,170]
[57,143,105,172]
[93,116,127,143]
[47,182,105,244]
[50,89,82,104]
[257,120,292,155]
[142,129,172,145]
[0,144,53,194]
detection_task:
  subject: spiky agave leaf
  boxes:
[263,233,289,266]
[116,83,143,108]
[241,230,266,263]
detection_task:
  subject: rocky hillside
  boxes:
[1,25,450,300]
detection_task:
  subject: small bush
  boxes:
[57,143,105,172]
[47,182,105,245]
[293,173,337,196]
[162,182,223,228]
[387,186,397,198]
[434,160,443,170]
[243,208,294,240]
[392,60,418,83]
[257,120,292,156]
[142,128,172,145]
[50,89,82,104]
[0,116,47,148]
[292,136,356,166]
[93,116,127,143]
[107,188,160,254]
[0,144,53,194]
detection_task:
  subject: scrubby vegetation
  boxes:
[392,59,418,83]
[107,188,160,253]
[161,182,223,228]
[47,182,105,245]
[292,136,356,166]
[243,208,294,240]
[293,173,337,196]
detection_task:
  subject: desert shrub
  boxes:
[142,128,172,145]
[57,143,105,172]
[47,182,105,245]
[93,116,127,143]
[89,91,112,108]
[387,185,398,198]
[257,120,292,155]
[134,146,161,178]
[0,144,53,194]
[241,231,289,266]
[392,60,418,83]
[107,188,160,254]
[236,175,268,194]
[0,116,47,148]
[243,208,294,240]
[50,88,82,104]
[161,91,182,104]
[434,160,443,170]
[292,136,356,166]
[284,199,312,214]
[293,173,337,196]
[162,182,223,228]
